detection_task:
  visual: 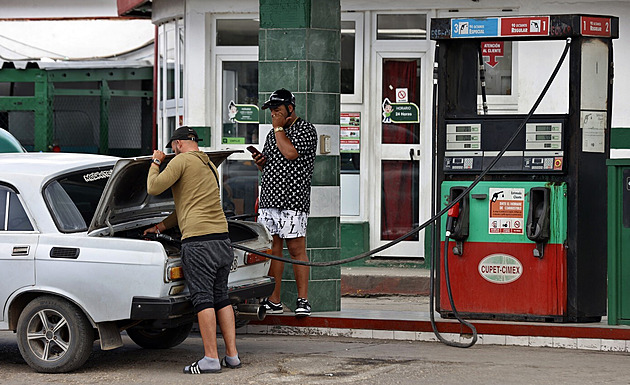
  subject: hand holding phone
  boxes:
[247,145,261,157]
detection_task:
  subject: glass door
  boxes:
[216,56,260,217]
[372,53,425,258]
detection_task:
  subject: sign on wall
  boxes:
[340,112,360,153]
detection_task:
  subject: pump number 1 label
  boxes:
[488,188,524,234]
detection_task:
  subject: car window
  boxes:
[44,167,112,233]
[0,187,34,231]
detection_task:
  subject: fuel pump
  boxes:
[430,14,618,322]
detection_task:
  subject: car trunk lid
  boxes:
[88,150,240,234]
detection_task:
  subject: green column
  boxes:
[259,0,341,311]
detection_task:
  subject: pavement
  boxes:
[248,267,630,353]
[3,331,630,384]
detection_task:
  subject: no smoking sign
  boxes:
[396,88,408,103]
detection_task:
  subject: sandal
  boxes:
[183,361,222,374]
[221,357,242,369]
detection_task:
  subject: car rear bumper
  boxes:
[229,276,275,303]
[130,276,275,320]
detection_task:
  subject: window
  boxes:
[221,159,259,217]
[341,20,356,95]
[222,61,259,145]
[0,187,33,231]
[341,12,363,103]
[377,14,427,40]
[44,168,112,233]
[157,19,185,149]
[478,41,513,96]
[217,19,258,46]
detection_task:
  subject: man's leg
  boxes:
[286,236,309,299]
[267,234,285,303]
[197,308,219,358]
[216,304,238,357]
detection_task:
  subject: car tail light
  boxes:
[167,266,185,281]
[245,249,272,265]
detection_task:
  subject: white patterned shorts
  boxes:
[258,208,308,239]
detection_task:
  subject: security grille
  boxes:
[1,111,35,148]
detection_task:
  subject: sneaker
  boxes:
[295,298,311,318]
[260,298,283,314]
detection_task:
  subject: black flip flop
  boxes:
[221,357,242,369]
[183,361,222,374]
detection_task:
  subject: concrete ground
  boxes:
[1,330,630,384]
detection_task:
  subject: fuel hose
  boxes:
[232,37,572,347]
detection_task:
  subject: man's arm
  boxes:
[272,107,298,160]
[147,155,183,195]
[274,130,298,160]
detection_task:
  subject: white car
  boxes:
[0,151,273,373]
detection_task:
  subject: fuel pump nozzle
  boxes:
[445,202,460,237]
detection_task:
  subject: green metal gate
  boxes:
[0,67,153,155]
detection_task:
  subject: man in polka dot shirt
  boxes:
[251,89,317,317]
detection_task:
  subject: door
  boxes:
[372,53,426,258]
[216,56,260,217]
[0,188,37,321]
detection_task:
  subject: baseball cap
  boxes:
[166,126,202,148]
[261,88,296,110]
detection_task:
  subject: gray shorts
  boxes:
[181,238,233,313]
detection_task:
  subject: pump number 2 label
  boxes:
[488,188,524,234]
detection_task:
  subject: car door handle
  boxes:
[12,246,30,256]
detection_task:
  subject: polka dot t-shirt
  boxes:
[259,117,317,214]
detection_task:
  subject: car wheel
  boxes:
[16,296,94,373]
[126,322,193,349]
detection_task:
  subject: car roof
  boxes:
[0,129,26,153]
[0,153,118,180]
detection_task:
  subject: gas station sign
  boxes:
[228,100,260,123]
[451,16,550,38]
[382,98,419,124]
[581,16,612,37]
[481,41,504,67]
[500,16,549,37]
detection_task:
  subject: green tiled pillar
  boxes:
[259,0,341,312]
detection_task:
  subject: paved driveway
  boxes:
[1,330,629,384]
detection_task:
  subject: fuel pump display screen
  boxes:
[443,119,565,173]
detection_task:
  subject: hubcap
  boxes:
[26,309,70,362]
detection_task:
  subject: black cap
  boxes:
[166,126,202,148]
[261,88,296,110]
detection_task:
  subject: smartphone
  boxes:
[246,145,262,157]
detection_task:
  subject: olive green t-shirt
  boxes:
[147,151,228,239]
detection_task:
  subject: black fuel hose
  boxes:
[232,38,571,269]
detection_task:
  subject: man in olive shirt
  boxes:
[144,126,241,374]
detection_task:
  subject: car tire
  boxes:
[126,322,193,349]
[16,296,94,373]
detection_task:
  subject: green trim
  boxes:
[611,127,630,149]
[47,67,152,82]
